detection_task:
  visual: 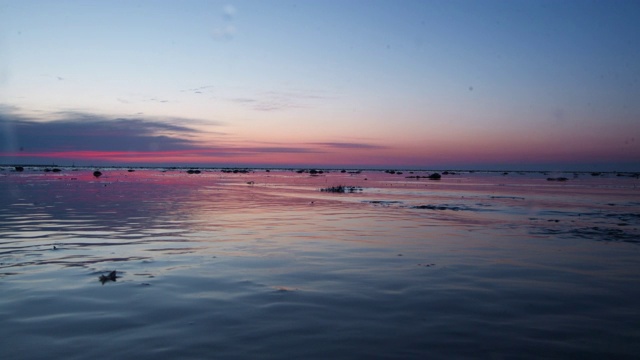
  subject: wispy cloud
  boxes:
[312,142,387,150]
[226,94,299,112]
[145,97,170,104]
[180,85,215,95]
[212,4,238,41]
[225,89,335,112]
[229,97,257,104]
[229,146,318,154]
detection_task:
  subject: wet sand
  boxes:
[1,168,639,359]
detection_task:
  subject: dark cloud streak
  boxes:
[312,142,387,150]
[0,107,325,164]
[1,109,205,153]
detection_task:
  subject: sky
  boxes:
[1,0,639,171]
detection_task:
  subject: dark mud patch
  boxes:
[411,204,495,212]
[530,208,640,243]
[321,185,363,193]
[573,227,639,243]
[490,195,525,200]
[605,213,640,224]
[363,200,404,206]
[531,224,640,244]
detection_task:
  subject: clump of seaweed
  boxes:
[296,169,325,175]
[547,177,568,181]
[406,172,442,180]
[321,185,363,193]
[99,270,118,284]
[221,168,251,174]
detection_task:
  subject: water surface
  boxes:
[1,168,639,359]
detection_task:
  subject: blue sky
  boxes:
[1,0,639,170]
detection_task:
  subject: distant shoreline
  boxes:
[1,164,638,176]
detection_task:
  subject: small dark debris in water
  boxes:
[547,219,560,223]
[490,196,525,200]
[365,200,403,206]
[413,204,459,211]
[418,263,436,267]
[321,185,363,193]
[547,177,568,181]
[386,170,399,175]
[187,169,201,174]
[128,169,135,172]
[15,166,24,172]
[221,168,251,174]
[428,173,442,180]
[397,254,403,256]
[99,270,117,284]
[93,170,102,178]
[53,246,57,250]
[274,286,297,293]
[247,181,255,185]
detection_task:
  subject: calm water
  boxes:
[1,168,639,359]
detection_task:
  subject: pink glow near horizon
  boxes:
[3,136,638,169]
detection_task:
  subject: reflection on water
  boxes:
[1,168,639,359]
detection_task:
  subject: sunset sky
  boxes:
[1,0,639,170]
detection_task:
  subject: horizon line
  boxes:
[2,163,638,174]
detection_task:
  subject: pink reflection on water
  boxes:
[1,167,639,273]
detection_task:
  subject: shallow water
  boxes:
[1,168,639,359]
